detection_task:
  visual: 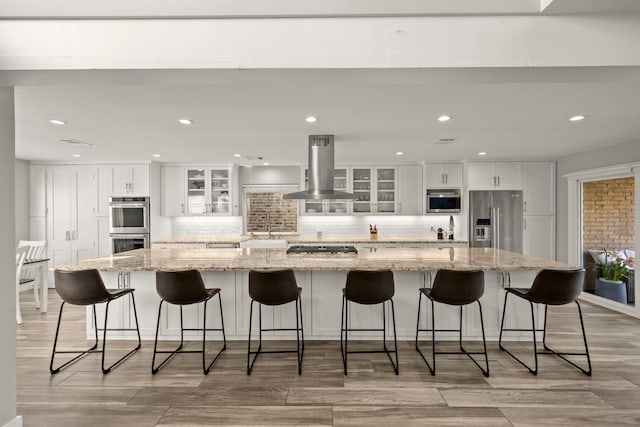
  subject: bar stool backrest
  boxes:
[527,269,586,305]
[431,269,485,305]
[54,269,111,306]
[345,270,395,304]
[156,269,209,305]
[249,269,298,305]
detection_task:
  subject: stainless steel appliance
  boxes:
[110,234,149,254]
[426,189,462,214]
[109,196,150,254]
[109,196,150,234]
[469,191,523,253]
[286,245,358,254]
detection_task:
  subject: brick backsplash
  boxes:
[246,192,298,232]
[582,177,635,250]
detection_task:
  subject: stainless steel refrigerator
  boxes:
[469,191,523,253]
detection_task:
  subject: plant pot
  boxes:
[595,278,628,304]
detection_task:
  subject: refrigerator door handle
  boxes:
[495,206,500,250]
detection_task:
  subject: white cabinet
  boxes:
[302,167,350,215]
[46,166,98,267]
[97,165,150,215]
[425,163,463,188]
[523,215,556,259]
[398,165,423,215]
[467,162,523,190]
[186,167,232,215]
[160,166,186,216]
[523,162,556,215]
[351,166,397,214]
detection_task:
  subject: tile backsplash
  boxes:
[172,216,242,237]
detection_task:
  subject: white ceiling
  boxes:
[14,67,640,165]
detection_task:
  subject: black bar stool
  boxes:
[247,269,304,375]
[50,269,141,374]
[152,270,226,374]
[415,269,489,377]
[341,270,399,375]
[499,268,591,376]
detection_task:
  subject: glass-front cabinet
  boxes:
[351,167,397,214]
[186,167,232,215]
[303,167,350,215]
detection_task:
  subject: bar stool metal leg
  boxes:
[50,302,99,374]
[101,294,142,374]
[541,302,592,376]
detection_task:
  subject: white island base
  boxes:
[88,270,545,342]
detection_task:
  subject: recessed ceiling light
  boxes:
[569,115,586,122]
[305,116,317,123]
[152,154,161,158]
[178,118,193,125]
[478,152,487,156]
[71,154,81,158]
[233,153,242,158]
[437,115,451,122]
[49,119,66,125]
[263,162,270,166]
[396,151,404,156]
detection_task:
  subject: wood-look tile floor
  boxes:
[16,291,640,426]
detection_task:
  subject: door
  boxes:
[46,166,73,267]
[326,168,349,214]
[209,168,231,214]
[444,163,464,188]
[129,165,149,196]
[467,162,495,190]
[425,164,446,187]
[398,165,422,215]
[112,166,131,195]
[493,191,523,253]
[72,166,98,261]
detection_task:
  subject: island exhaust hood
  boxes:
[283,135,356,200]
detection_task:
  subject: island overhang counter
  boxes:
[54,247,574,341]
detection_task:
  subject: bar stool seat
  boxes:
[341,270,399,375]
[50,269,141,374]
[415,269,489,377]
[152,270,226,374]
[247,269,304,375]
[499,269,591,376]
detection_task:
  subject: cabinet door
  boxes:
[72,166,98,261]
[161,166,186,216]
[112,166,131,195]
[29,164,47,216]
[186,168,207,214]
[375,167,397,213]
[425,164,446,188]
[523,215,556,259]
[467,162,495,190]
[327,168,350,214]
[96,166,113,216]
[209,168,231,215]
[352,167,373,214]
[129,165,150,196]
[398,165,422,215]
[46,166,73,267]
[495,162,523,190]
[523,162,556,215]
[444,163,463,188]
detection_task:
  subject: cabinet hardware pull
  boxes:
[524,201,527,212]
[442,173,445,184]
[493,176,496,187]
[497,176,500,187]
[445,173,448,184]
[72,230,76,240]
[65,230,70,241]
[181,203,185,215]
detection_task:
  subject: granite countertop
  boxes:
[286,237,468,244]
[55,247,572,272]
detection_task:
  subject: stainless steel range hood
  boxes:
[284,135,356,200]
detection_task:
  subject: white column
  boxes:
[0,87,18,426]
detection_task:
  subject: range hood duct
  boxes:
[283,135,356,200]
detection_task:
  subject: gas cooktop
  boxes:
[286,245,358,255]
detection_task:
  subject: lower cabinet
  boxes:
[523,215,556,259]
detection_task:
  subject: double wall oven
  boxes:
[109,196,150,254]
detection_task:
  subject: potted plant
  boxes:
[595,250,629,304]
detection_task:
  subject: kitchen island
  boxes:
[55,247,572,341]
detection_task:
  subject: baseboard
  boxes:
[580,292,639,319]
[3,415,22,427]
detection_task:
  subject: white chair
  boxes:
[15,247,29,324]
[17,240,46,310]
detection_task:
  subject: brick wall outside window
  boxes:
[246,192,298,233]
[582,177,635,250]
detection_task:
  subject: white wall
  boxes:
[0,88,17,426]
[556,138,640,262]
[14,159,29,244]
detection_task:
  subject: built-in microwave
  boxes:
[426,189,462,214]
[109,196,150,234]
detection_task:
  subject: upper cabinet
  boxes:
[351,167,397,214]
[302,167,350,215]
[398,165,422,215]
[185,167,233,216]
[425,163,463,188]
[523,162,556,215]
[97,164,150,216]
[467,162,523,190]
